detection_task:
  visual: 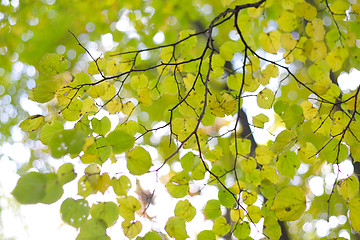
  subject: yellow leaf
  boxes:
[310,41,327,62]
[259,31,281,54]
[257,88,275,109]
[88,84,105,98]
[281,33,297,51]
[300,100,318,120]
[277,11,299,32]
[122,101,135,115]
[294,2,317,21]
[107,99,122,114]
[81,98,98,115]
[19,115,45,132]
[306,19,325,41]
[138,87,154,106]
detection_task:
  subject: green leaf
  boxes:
[253,113,269,128]
[122,220,142,239]
[180,152,196,172]
[165,172,190,198]
[174,199,196,222]
[92,116,111,136]
[203,199,221,219]
[39,120,64,145]
[39,53,69,75]
[90,202,119,227]
[57,163,77,185]
[136,231,162,240]
[263,216,282,240]
[76,218,110,240]
[281,104,304,129]
[271,129,297,154]
[271,186,306,221]
[126,146,153,175]
[165,216,189,240]
[257,88,275,109]
[111,175,131,196]
[233,222,251,239]
[29,80,59,103]
[40,173,64,204]
[50,129,86,158]
[106,130,135,154]
[212,216,231,236]
[218,188,235,208]
[19,115,44,132]
[117,196,141,221]
[276,151,300,178]
[60,198,90,228]
[12,172,47,204]
[219,41,238,61]
[197,230,216,240]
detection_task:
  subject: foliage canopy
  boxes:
[3,0,360,239]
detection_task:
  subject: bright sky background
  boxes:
[1,9,360,240]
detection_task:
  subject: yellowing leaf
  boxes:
[281,33,297,51]
[337,176,359,200]
[257,88,274,109]
[247,205,262,223]
[107,99,122,114]
[117,196,141,221]
[310,41,327,62]
[209,92,236,117]
[259,31,281,54]
[20,115,44,132]
[271,186,306,221]
[174,199,196,222]
[88,84,105,98]
[126,146,153,175]
[131,74,148,90]
[294,2,317,21]
[138,87,154,106]
[82,98,98,115]
[111,176,131,196]
[122,101,136,115]
[277,11,299,32]
[165,217,188,240]
[122,220,142,239]
[212,216,231,236]
[255,145,274,165]
[95,173,111,194]
[298,142,318,164]
[306,19,325,41]
[230,208,244,222]
[348,197,360,232]
[300,100,318,120]
[330,0,349,19]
